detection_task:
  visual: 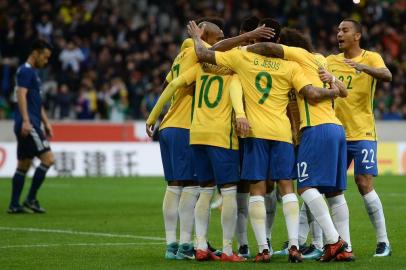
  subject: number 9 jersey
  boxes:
[214,48,311,143]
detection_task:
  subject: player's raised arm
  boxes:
[318,68,348,97]
[210,25,275,52]
[245,42,284,58]
[343,58,392,82]
[299,84,340,104]
[188,21,216,64]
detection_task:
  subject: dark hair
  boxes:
[342,19,362,33]
[279,28,314,52]
[30,39,53,53]
[196,17,224,29]
[258,18,281,42]
[240,16,259,33]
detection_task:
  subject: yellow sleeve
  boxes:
[229,74,246,118]
[165,71,172,83]
[180,38,194,51]
[182,63,200,85]
[215,49,240,71]
[146,68,196,125]
[368,52,386,69]
[282,45,307,63]
[326,55,334,72]
[291,62,312,92]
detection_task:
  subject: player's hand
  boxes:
[146,123,155,138]
[343,59,365,72]
[318,68,334,83]
[187,21,204,40]
[21,121,32,137]
[236,117,250,137]
[44,123,54,138]
[330,82,340,99]
[247,25,275,40]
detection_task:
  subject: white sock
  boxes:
[363,190,389,245]
[327,194,352,251]
[178,186,200,244]
[305,204,323,249]
[282,193,299,248]
[265,191,277,242]
[236,193,249,247]
[163,186,182,244]
[195,187,214,250]
[301,188,339,245]
[221,186,237,256]
[249,195,269,253]
[299,203,310,246]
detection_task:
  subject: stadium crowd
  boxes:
[0,0,405,121]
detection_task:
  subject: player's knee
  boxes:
[18,160,32,171]
[42,153,55,167]
[355,175,373,195]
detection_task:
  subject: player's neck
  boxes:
[27,56,36,68]
[343,46,363,59]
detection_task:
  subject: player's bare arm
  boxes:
[41,107,53,138]
[16,86,32,137]
[210,25,275,52]
[318,68,348,97]
[299,84,339,104]
[188,21,216,64]
[343,58,392,82]
[245,42,284,58]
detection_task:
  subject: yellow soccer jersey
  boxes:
[327,50,386,141]
[159,46,198,130]
[282,45,341,129]
[180,63,239,150]
[215,49,311,143]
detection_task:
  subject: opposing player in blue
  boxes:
[8,40,55,214]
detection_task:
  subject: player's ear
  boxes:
[354,32,361,42]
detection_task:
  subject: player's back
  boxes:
[216,49,311,143]
[281,46,341,129]
[327,50,384,141]
[14,63,42,132]
[159,39,198,131]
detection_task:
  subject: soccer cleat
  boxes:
[266,238,273,255]
[288,245,303,263]
[238,244,251,259]
[302,244,323,260]
[335,250,355,262]
[253,249,271,263]
[273,240,289,256]
[23,199,46,213]
[207,242,222,256]
[374,242,392,257]
[175,243,195,260]
[319,238,347,262]
[220,252,247,262]
[165,242,179,259]
[196,249,221,261]
[7,205,30,214]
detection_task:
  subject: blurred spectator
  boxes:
[0,0,405,121]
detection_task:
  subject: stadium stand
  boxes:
[0,0,405,121]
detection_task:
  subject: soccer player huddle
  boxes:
[146,16,392,263]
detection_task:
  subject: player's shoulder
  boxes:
[16,63,34,77]
[326,53,343,61]
[362,50,383,60]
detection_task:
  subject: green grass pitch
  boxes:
[0,176,404,270]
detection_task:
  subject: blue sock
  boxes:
[10,169,27,207]
[27,164,49,201]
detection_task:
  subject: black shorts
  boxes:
[16,127,51,160]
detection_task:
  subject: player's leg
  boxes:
[270,141,301,263]
[352,141,390,256]
[297,125,346,262]
[298,202,310,248]
[302,204,324,260]
[8,158,32,213]
[159,128,182,259]
[265,180,276,253]
[241,138,271,262]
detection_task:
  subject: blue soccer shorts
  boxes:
[347,140,378,176]
[297,124,347,193]
[159,127,195,181]
[241,138,296,181]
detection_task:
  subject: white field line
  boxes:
[0,227,164,241]
[0,242,162,249]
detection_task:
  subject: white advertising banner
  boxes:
[0,142,164,177]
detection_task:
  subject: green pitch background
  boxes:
[0,176,404,270]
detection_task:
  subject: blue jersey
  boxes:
[14,63,42,132]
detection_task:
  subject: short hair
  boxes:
[342,19,362,33]
[30,39,53,53]
[240,16,259,33]
[279,28,314,53]
[196,17,224,29]
[258,18,281,42]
